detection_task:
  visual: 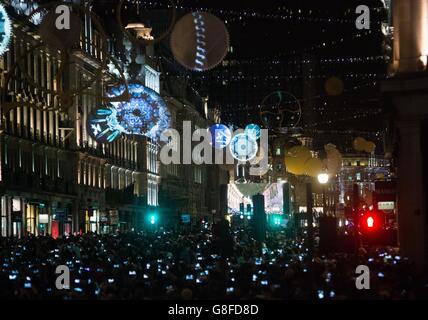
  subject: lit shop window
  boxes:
[147,175,158,206]
[1,197,6,237]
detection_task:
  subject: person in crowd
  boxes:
[0,224,426,300]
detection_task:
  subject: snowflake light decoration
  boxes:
[109,83,171,141]
[87,107,124,143]
[0,3,12,56]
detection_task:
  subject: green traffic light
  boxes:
[148,213,158,225]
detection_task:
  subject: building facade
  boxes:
[0,2,226,237]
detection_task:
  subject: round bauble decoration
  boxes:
[170,12,229,72]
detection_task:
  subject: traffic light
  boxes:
[268,214,283,228]
[148,213,158,225]
[359,208,388,246]
[360,209,382,232]
[364,214,376,230]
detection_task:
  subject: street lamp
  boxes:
[318,173,329,216]
[317,173,329,184]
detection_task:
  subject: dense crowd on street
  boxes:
[0,223,427,300]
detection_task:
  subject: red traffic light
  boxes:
[360,210,382,232]
[366,215,375,229]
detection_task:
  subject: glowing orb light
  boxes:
[87,107,123,143]
[245,124,261,140]
[209,124,231,149]
[317,173,329,184]
[0,3,12,56]
[229,133,258,162]
[109,83,171,141]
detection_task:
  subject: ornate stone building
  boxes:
[0,1,227,237]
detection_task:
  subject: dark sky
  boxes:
[177,0,388,132]
[95,0,389,132]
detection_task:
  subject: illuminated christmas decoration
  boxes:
[87,107,123,143]
[109,83,171,141]
[11,0,43,25]
[127,1,386,25]
[0,3,12,56]
[209,124,232,149]
[260,91,302,129]
[245,124,261,140]
[38,6,82,50]
[229,133,258,162]
[170,12,229,72]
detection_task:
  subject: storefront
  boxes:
[0,196,25,237]
[51,206,73,238]
[26,201,47,236]
[84,207,100,233]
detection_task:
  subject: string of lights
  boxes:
[120,0,386,24]
[220,81,380,113]
[123,0,385,65]
[302,108,383,128]
[199,73,382,82]
[279,30,379,56]
[222,55,386,65]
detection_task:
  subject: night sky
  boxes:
[95,0,388,134]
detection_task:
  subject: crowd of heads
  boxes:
[0,223,427,300]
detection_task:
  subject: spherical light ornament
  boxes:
[230,133,258,162]
[209,124,232,149]
[284,145,313,176]
[87,107,123,143]
[364,141,376,153]
[324,143,342,175]
[109,83,171,142]
[170,12,229,72]
[260,91,302,129]
[284,156,306,175]
[325,76,344,96]
[353,137,367,152]
[304,158,323,178]
[245,123,261,140]
[0,3,12,56]
[286,146,312,162]
[38,6,82,50]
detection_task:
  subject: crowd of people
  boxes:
[0,223,427,300]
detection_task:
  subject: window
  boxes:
[276,148,281,156]
[194,167,202,184]
[26,204,36,235]
[1,197,6,237]
[147,143,158,174]
[147,174,158,206]
[145,65,160,93]
[356,172,361,181]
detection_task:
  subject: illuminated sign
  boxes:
[39,214,49,224]
[378,201,395,210]
[109,83,171,141]
[0,3,12,56]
